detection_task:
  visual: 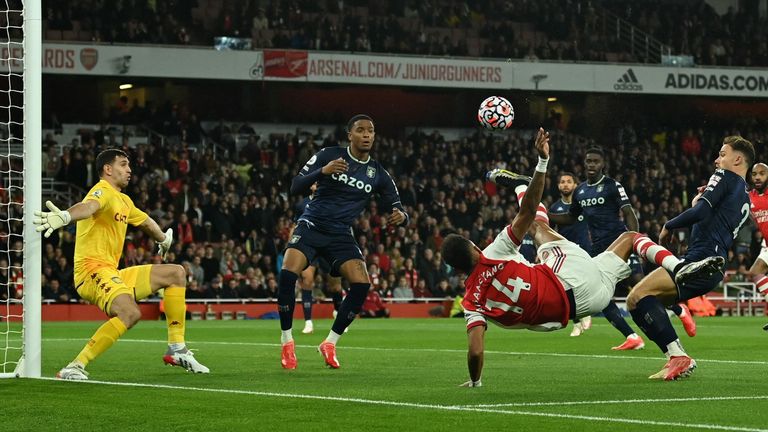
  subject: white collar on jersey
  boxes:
[347,146,371,164]
[587,175,606,186]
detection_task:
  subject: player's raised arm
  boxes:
[33,199,100,238]
[508,128,550,242]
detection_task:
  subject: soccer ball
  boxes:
[477,96,514,130]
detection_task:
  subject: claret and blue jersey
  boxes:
[685,168,750,261]
[296,146,407,233]
[569,175,631,255]
[549,199,591,252]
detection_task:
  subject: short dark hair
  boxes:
[585,147,604,158]
[347,114,373,132]
[95,148,129,177]
[441,233,475,274]
[724,135,755,167]
[559,171,579,183]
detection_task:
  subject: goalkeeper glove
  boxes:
[33,200,71,238]
[158,228,173,260]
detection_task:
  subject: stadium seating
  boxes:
[41,0,768,66]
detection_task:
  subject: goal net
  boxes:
[0,0,41,378]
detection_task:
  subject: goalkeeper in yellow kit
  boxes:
[33,149,209,379]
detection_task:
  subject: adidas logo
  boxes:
[614,68,643,91]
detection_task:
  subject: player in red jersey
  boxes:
[746,163,768,329]
[442,128,639,387]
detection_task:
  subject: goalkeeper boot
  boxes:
[581,315,592,330]
[485,168,532,189]
[56,363,89,380]
[163,347,210,373]
[318,341,340,369]
[674,256,725,286]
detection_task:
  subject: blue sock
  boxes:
[602,301,635,337]
[302,290,313,321]
[331,283,368,334]
[331,291,343,311]
[277,270,299,331]
[630,296,679,353]
[668,304,683,316]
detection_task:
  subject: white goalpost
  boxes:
[0,0,41,378]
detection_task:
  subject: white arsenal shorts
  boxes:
[537,239,631,318]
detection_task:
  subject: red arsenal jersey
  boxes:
[750,189,768,243]
[462,226,570,331]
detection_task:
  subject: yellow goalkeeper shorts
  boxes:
[74,265,153,314]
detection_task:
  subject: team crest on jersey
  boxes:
[289,234,301,244]
[92,189,103,198]
[366,167,376,178]
[111,276,123,284]
[596,185,604,193]
[541,251,550,260]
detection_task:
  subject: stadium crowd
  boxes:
[39,0,768,67]
[4,115,763,304]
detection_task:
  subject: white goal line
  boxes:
[32,377,768,432]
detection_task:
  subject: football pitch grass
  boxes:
[4,317,768,431]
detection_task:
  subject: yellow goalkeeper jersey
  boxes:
[74,179,148,272]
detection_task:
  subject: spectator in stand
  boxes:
[413,279,431,298]
[43,278,72,303]
[681,129,702,157]
[176,213,194,245]
[188,256,205,286]
[393,276,413,300]
[205,276,225,298]
[360,286,391,318]
[400,257,419,293]
[186,279,206,299]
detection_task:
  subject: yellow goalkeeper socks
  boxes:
[75,317,128,366]
[164,286,187,345]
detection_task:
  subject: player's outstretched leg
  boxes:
[278,269,299,369]
[162,281,209,374]
[57,316,129,380]
[633,234,724,285]
[627,267,696,381]
[320,282,368,368]
[57,294,136,380]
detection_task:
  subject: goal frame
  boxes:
[2,0,43,379]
